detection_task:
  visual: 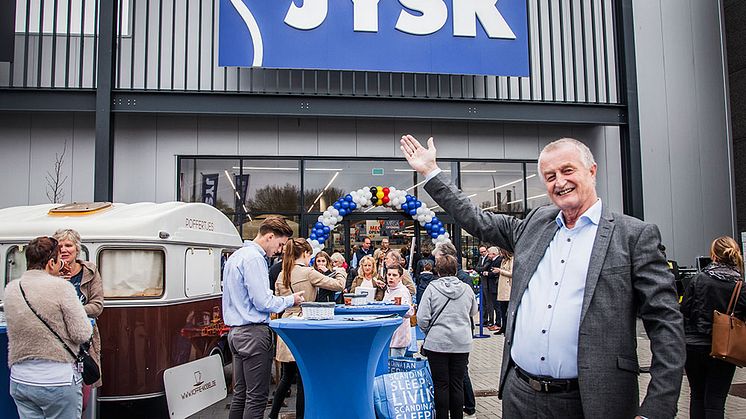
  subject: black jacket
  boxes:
[681,263,746,343]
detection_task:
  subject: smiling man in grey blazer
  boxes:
[400,135,684,419]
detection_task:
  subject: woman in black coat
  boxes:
[681,236,746,419]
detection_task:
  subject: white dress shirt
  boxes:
[511,199,602,379]
[222,241,294,326]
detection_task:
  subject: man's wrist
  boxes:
[424,167,442,182]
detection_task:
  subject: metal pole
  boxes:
[94,0,118,202]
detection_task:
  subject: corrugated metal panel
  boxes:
[0,0,620,104]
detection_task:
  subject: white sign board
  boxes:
[163,355,227,419]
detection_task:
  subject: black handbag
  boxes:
[420,297,452,357]
[19,281,101,385]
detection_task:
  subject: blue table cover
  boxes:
[271,315,400,419]
[335,304,411,375]
[0,325,19,419]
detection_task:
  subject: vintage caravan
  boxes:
[0,202,243,403]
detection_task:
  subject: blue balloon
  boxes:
[341,201,350,209]
[345,194,353,202]
[431,231,439,239]
[333,202,342,210]
[323,226,330,234]
[321,228,329,236]
[414,201,422,208]
[314,222,323,229]
[439,227,446,234]
[401,203,409,211]
[310,233,317,240]
[406,195,415,202]
[310,257,315,266]
[339,208,348,217]
[349,202,357,210]
[318,236,326,244]
[408,208,417,216]
[431,217,439,224]
[425,222,432,230]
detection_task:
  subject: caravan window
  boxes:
[185,248,216,297]
[99,249,165,298]
[5,244,89,284]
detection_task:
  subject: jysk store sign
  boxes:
[219,1,529,76]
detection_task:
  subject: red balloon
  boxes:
[383,187,390,195]
[382,196,390,204]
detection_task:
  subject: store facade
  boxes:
[0,0,736,266]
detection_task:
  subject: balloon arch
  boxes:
[307,186,451,256]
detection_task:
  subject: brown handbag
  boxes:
[710,280,746,366]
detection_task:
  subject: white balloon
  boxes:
[323,210,330,218]
[309,239,319,246]
[419,218,427,226]
[330,208,339,217]
[424,215,433,223]
[416,207,424,215]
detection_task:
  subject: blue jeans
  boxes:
[10,381,82,419]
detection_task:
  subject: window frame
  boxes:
[96,246,167,299]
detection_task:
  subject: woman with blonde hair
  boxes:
[681,236,746,419]
[52,228,104,411]
[270,238,345,419]
[350,255,386,300]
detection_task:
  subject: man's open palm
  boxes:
[400,135,438,176]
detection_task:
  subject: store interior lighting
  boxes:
[307,171,341,212]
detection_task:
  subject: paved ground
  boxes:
[192,321,746,418]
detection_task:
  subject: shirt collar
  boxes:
[555,199,602,229]
[244,240,267,257]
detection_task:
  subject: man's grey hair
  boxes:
[487,246,499,254]
[433,242,457,258]
[538,138,596,178]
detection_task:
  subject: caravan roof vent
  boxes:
[48,202,113,216]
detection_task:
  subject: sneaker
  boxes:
[464,412,477,418]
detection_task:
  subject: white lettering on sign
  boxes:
[185,218,215,232]
[283,0,516,39]
[284,0,328,30]
[396,0,448,36]
[352,0,380,32]
[453,0,516,38]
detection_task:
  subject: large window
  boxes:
[178,156,538,261]
[459,162,526,217]
[303,160,422,213]
[525,163,551,211]
[99,249,165,298]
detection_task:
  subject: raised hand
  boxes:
[400,135,439,176]
[293,290,306,305]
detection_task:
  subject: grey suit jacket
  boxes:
[425,172,685,419]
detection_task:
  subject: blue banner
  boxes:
[219,0,529,76]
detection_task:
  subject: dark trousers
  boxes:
[428,351,469,419]
[463,366,476,414]
[228,325,273,419]
[496,300,509,328]
[685,345,737,419]
[269,362,304,419]
[502,367,584,419]
[482,291,495,325]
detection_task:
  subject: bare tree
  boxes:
[46,139,68,203]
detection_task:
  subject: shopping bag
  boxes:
[711,281,746,366]
[374,361,434,419]
[405,326,418,355]
[388,357,429,373]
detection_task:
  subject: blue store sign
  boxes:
[219,0,529,76]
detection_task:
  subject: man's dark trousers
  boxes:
[228,324,273,419]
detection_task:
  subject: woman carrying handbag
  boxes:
[681,236,746,419]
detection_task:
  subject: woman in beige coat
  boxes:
[493,249,513,335]
[269,238,344,419]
